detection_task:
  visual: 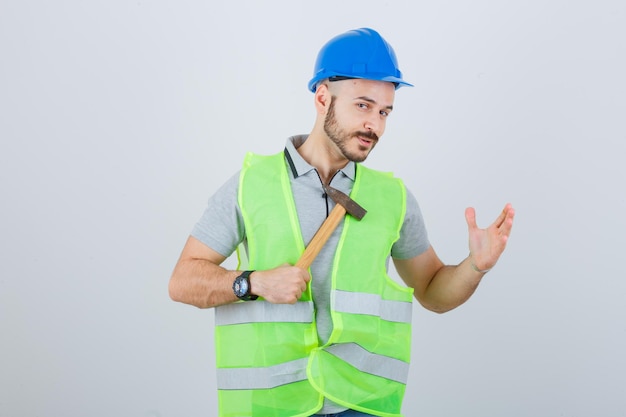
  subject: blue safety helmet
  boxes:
[308,28,413,92]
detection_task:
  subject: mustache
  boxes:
[355,131,379,141]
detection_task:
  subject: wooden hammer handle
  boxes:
[295,204,347,269]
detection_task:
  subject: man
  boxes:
[169,28,515,417]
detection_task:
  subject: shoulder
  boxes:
[357,164,406,190]
[242,151,285,170]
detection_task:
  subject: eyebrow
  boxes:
[354,96,394,111]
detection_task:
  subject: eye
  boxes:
[380,110,389,117]
[357,102,369,110]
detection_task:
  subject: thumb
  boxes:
[465,207,477,230]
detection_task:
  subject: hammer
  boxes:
[295,185,367,269]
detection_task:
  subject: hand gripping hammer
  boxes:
[295,185,367,269]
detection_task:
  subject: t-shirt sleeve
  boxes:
[391,187,430,260]
[190,171,245,258]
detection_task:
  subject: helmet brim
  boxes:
[308,74,413,93]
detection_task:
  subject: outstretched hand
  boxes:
[465,203,515,272]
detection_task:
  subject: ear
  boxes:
[314,83,331,115]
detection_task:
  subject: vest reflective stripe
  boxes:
[215,301,314,326]
[325,343,410,384]
[216,344,409,390]
[217,358,309,390]
[334,290,412,324]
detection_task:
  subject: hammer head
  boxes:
[323,185,367,220]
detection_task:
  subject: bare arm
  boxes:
[394,203,515,313]
[394,247,487,313]
[169,236,310,308]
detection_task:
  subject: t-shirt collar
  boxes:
[284,134,356,181]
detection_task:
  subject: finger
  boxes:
[493,204,511,229]
[499,206,515,235]
[465,207,477,230]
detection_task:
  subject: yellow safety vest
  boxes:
[215,152,413,417]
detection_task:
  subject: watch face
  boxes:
[234,276,248,297]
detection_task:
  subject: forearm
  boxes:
[169,236,312,307]
[169,258,311,309]
[169,258,240,308]
[420,256,487,313]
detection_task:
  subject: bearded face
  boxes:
[323,96,379,163]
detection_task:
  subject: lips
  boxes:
[355,132,378,148]
[357,136,374,147]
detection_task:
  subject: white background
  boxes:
[1,1,625,416]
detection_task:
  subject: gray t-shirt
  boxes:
[192,135,430,413]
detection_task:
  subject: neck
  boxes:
[297,129,349,185]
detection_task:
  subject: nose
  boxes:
[364,114,384,135]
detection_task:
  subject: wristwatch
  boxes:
[233,270,258,301]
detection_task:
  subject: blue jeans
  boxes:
[312,410,376,417]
